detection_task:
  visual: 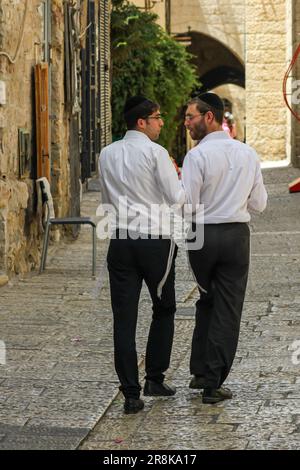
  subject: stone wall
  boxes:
[171,0,245,62]
[170,0,247,147]
[0,0,43,177]
[213,84,246,142]
[0,0,75,278]
[132,0,166,29]
[291,0,300,167]
[132,1,298,163]
[0,0,44,278]
[51,0,71,220]
[245,0,288,161]
[169,0,294,162]
[0,1,112,278]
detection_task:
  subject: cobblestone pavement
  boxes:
[0,167,300,450]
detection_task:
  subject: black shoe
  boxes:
[202,386,233,404]
[124,398,144,414]
[189,375,205,389]
[143,380,176,396]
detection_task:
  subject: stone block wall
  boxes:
[245,0,289,161]
[50,0,71,220]
[0,0,112,278]
[132,0,166,30]
[0,0,73,278]
[170,0,295,162]
[171,0,245,62]
[0,0,43,177]
[213,84,246,142]
[0,0,44,277]
[291,0,300,166]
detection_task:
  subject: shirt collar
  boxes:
[124,130,151,142]
[199,131,231,145]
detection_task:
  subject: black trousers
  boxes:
[107,235,177,399]
[188,223,250,389]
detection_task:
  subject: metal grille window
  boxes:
[98,0,111,152]
[35,63,50,182]
[81,0,111,181]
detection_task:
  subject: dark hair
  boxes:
[187,96,224,125]
[124,95,159,129]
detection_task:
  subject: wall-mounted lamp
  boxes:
[172,34,192,47]
[172,26,192,46]
[138,0,164,11]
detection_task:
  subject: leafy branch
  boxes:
[111,0,199,154]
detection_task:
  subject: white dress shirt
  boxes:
[182,131,267,224]
[98,130,185,235]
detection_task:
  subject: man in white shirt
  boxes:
[182,92,267,404]
[98,96,185,414]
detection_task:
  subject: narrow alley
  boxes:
[0,166,299,450]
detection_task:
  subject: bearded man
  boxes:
[182,93,267,403]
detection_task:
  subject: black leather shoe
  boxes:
[124,398,144,414]
[189,375,205,389]
[202,386,233,404]
[143,380,176,396]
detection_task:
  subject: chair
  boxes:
[37,177,96,277]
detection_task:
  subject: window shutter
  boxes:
[81,0,111,181]
[35,63,50,182]
[98,0,111,150]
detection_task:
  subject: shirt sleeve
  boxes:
[247,155,268,212]
[98,151,110,205]
[154,147,186,207]
[181,150,203,208]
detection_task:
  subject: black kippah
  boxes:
[198,92,224,111]
[124,95,149,115]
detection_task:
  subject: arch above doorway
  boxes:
[175,31,245,91]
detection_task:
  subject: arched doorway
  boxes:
[186,31,245,90]
[173,31,245,162]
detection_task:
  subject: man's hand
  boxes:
[170,156,181,179]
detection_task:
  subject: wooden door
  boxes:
[35,63,50,182]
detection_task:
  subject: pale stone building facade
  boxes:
[133,0,300,166]
[171,0,291,162]
[132,0,170,31]
[245,0,289,163]
[291,0,300,167]
[0,0,111,281]
[0,0,44,283]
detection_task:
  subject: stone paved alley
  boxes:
[0,167,299,450]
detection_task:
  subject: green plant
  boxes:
[111,0,199,153]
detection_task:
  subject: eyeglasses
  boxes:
[146,114,164,120]
[184,112,206,121]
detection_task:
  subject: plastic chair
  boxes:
[37,177,96,276]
